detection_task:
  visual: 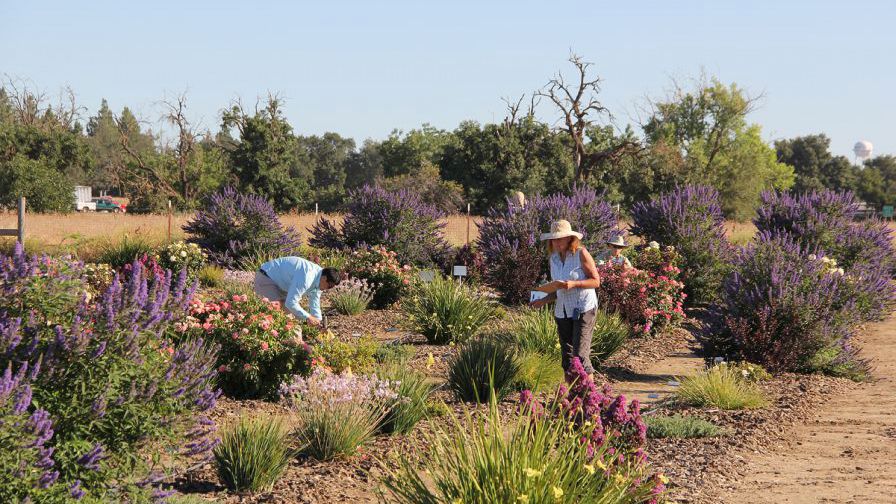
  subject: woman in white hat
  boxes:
[600,235,632,268]
[530,219,601,377]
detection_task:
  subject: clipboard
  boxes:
[529,291,547,303]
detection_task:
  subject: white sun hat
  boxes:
[539,219,584,241]
[606,235,630,248]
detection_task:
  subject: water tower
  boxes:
[854,140,873,165]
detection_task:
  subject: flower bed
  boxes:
[597,256,686,336]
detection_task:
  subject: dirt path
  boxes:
[717,315,896,503]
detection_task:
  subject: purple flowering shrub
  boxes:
[755,190,896,321]
[478,186,619,304]
[701,233,864,374]
[184,187,302,269]
[0,244,220,500]
[631,185,734,305]
[309,185,452,267]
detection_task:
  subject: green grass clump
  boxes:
[590,309,630,366]
[313,335,380,374]
[675,365,768,410]
[96,234,157,268]
[646,414,726,439]
[806,346,871,382]
[508,307,558,356]
[198,264,225,288]
[448,338,520,403]
[374,343,415,366]
[404,275,499,344]
[213,417,293,493]
[513,352,564,393]
[329,289,371,316]
[378,366,435,434]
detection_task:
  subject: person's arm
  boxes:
[284,281,312,320]
[529,292,557,309]
[565,248,601,289]
[307,289,322,319]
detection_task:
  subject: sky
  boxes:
[2,0,894,158]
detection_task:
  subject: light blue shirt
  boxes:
[260,257,323,320]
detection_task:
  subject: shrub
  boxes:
[156,240,207,280]
[184,187,302,269]
[449,244,485,284]
[96,234,157,269]
[280,369,397,460]
[378,366,435,435]
[198,264,225,288]
[448,338,521,402]
[647,415,725,439]
[327,276,372,315]
[755,189,896,321]
[374,342,415,366]
[675,365,768,410]
[345,246,412,309]
[513,352,564,393]
[214,417,293,493]
[0,244,220,501]
[478,186,620,304]
[174,293,313,399]
[597,261,685,336]
[384,386,665,504]
[631,185,734,304]
[404,275,499,344]
[506,307,558,356]
[309,184,451,267]
[590,309,631,366]
[701,232,858,373]
[311,333,380,374]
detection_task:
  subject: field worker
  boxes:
[600,235,632,268]
[530,220,601,378]
[254,256,343,328]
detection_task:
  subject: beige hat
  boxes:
[540,220,583,241]
[606,235,629,248]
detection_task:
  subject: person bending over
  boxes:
[254,256,342,329]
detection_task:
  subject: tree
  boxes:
[775,134,856,194]
[299,132,355,209]
[378,124,454,178]
[856,155,896,208]
[344,140,384,189]
[0,154,73,212]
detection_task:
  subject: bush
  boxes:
[675,365,767,410]
[404,275,499,344]
[345,246,412,309]
[214,417,293,493]
[311,333,380,374]
[174,293,313,399]
[449,244,485,284]
[0,244,220,501]
[478,186,620,304]
[184,187,302,269]
[590,309,631,366]
[647,415,725,439]
[513,352,564,393]
[280,369,397,460]
[378,366,434,435]
[506,307,558,356]
[448,338,521,402]
[383,385,665,504]
[374,342,415,366]
[327,276,372,315]
[755,189,896,321]
[96,234,157,269]
[701,232,858,374]
[631,185,734,304]
[157,240,207,280]
[597,261,685,336]
[198,264,225,288]
[309,184,451,267]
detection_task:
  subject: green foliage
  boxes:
[448,338,521,403]
[329,290,369,316]
[378,366,435,435]
[675,365,768,410]
[345,246,411,309]
[380,161,465,212]
[507,307,559,356]
[806,346,871,382]
[373,342,415,366]
[0,154,74,212]
[646,415,725,439]
[590,310,630,366]
[775,134,856,195]
[156,240,207,280]
[513,352,564,393]
[96,234,157,269]
[312,333,380,374]
[198,265,225,288]
[404,275,499,345]
[214,417,293,492]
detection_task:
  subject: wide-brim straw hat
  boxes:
[540,220,584,241]
[606,236,630,248]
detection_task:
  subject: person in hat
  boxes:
[530,219,601,377]
[600,235,632,268]
[254,256,343,328]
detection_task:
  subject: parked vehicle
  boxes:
[92,197,126,213]
[74,186,96,212]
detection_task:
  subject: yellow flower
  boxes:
[426,352,436,369]
[552,486,563,500]
[517,495,529,503]
[452,499,462,504]
[584,464,595,475]
[524,467,542,478]
[614,473,626,484]
[659,474,669,484]
[595,460,607,471]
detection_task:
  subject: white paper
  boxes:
[529,291,547,303]
[452,265,468,277]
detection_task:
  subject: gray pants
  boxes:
[555,308,596,375]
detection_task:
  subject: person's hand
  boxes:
[557,280,576,290]
[529,299,547,309]
[306,316,322,327]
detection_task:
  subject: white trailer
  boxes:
[74,186,96,212]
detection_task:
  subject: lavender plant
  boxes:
[477,186,619,304]
[631,185,733,305]
[0,243,221,500]
[184,187,302,269]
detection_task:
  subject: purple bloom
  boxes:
[77,443,105,471]
[69,480,85,500]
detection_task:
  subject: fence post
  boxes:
[167,200,172,242]
[17,197,25,245]
[466,203,471,246]
[315,202,319,216]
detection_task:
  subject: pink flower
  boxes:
[218,365,229,372]
[243,363,252,371]
[241,328,249,334]
[232,333,239,340]
[261,342,269,351]
[271,329,279,337]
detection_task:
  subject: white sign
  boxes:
[418,270,436,283]
[452,265,468,277]
[529,291,547,303]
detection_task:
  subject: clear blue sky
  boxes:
[2,0,894,157]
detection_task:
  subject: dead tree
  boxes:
[161,94,202,203]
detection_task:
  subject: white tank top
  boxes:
[549,249,598,319]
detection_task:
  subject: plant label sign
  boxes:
[452,265,467,277]
[530,291,547,303]
[418,270,436,283]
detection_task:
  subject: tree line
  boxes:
[1,55,892,219]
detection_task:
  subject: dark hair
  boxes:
[321,267,343,286]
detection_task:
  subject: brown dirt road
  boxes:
[716,315,896,503]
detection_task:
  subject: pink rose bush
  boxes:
[346,245,414,309]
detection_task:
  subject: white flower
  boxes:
[836,268,845,276]
[180,251,188,258]
[648,241,660,249]
[170,255,177,262]
[807,254,817,261]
